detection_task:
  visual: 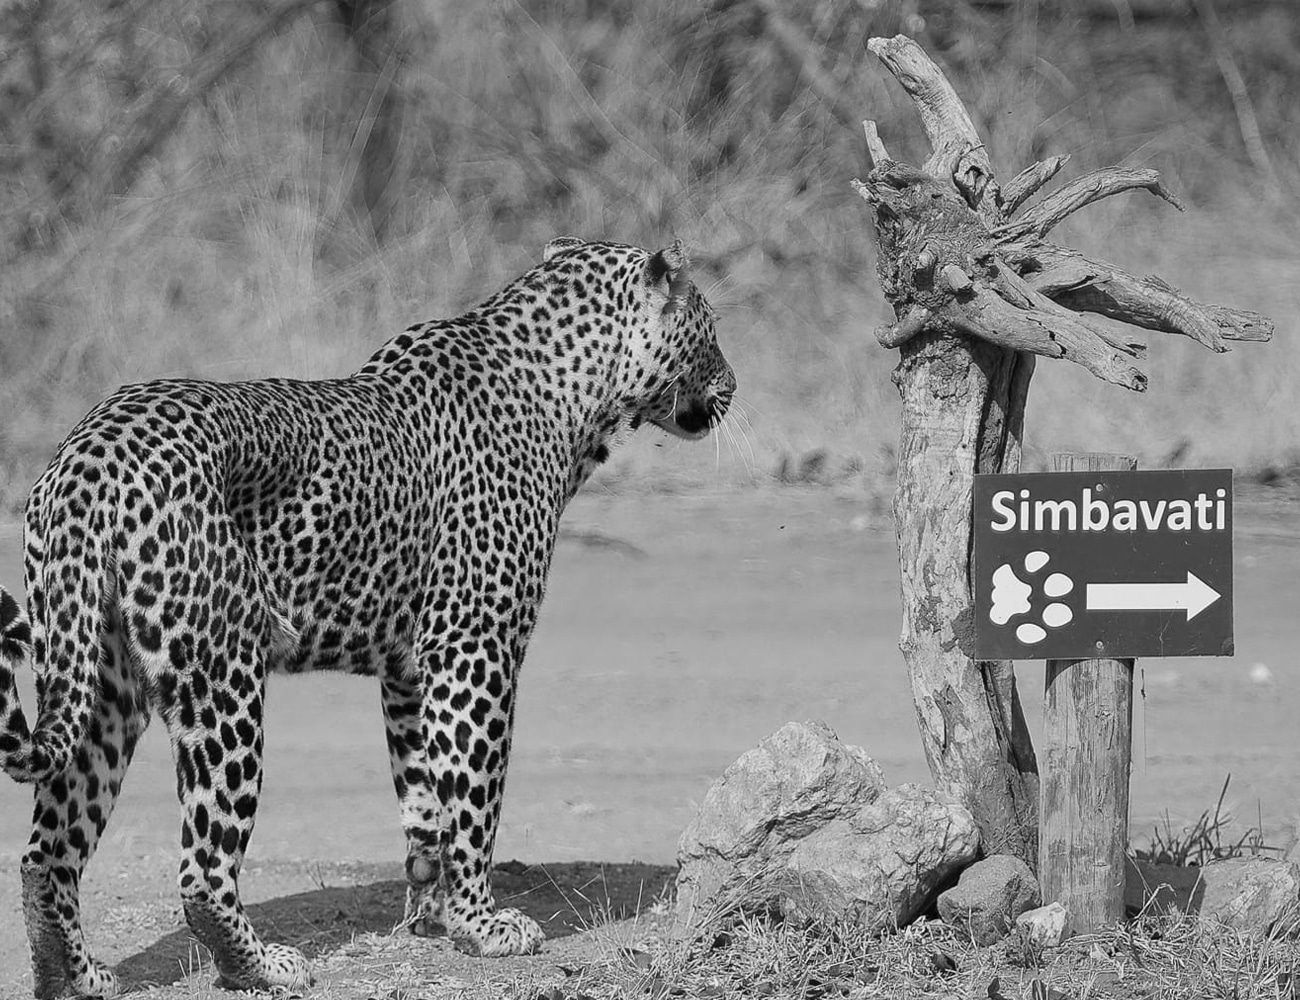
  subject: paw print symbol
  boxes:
[990,551,1075,646]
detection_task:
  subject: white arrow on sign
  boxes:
[1085,572,1221,621]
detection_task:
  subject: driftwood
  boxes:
[857,35,1273,869]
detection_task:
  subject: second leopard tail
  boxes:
[0,586,38,783]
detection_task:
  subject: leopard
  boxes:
[0,237,734,998]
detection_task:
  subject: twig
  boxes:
[876,305,932,348]
[1000,155,1071,218]
[995,167,1184,243]
[862,121,890,170]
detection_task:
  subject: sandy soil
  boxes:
[0,486,1297,995]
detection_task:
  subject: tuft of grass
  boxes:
[1133,773,1284,868]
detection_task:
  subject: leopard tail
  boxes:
[0,585,38,783]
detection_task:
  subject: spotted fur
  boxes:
[0,238,734,997]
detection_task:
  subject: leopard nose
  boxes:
[674,402,712,435]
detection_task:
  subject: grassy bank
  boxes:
[2,1,1297,512]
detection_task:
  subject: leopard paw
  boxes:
[450,907,544,957]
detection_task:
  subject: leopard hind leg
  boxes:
[135,525,310,992]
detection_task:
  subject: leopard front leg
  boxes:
[412,621,543,957]
[380,671,446,938]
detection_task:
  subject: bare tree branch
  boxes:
[995,167,1184,243]
[944,285,1148,391]
[1007,242,1269,350]
[862,120,890,170]
[875,304,932,348]
[866,35,1001,219]
[1000,155,1071,218]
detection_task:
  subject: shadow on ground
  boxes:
[112,861,677,991]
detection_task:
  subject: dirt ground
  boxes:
[1,486,1297,996]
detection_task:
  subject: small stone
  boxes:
[1015,902,1068,948]
[937,854,1040,945]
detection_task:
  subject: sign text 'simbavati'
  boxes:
[972,470,1233,659]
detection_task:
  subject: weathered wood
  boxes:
[1008,242,1271,349]
[874,304,932,349]
[1000,155,1071,218]
[892,333,1040,863]
[863,36,1040,866]
[854,165,1151,388]
[861,121,890,170]
[866,36,1001,216]
[947,281,1147,391]
[994,167,1184,242]
[1040,452,1138,937]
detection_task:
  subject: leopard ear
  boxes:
[647,240,691,314]
[543,236,586,262]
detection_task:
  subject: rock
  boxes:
[937,854,1040,945]
[1125,857,1300,936]
[1285,819,1300,865]
[779,784,981,933]
[675,721,886,928]
[1015,902,1068,948]
[1197,858,1300,936]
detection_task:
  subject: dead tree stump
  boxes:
[857,35,1272,871]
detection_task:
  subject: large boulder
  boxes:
[1196,858,1300,936]
[675,721,979,934]
[937,854,1040,945]
[675,721,886,927]
[1126,856,1300,936]
[780,784,981,933]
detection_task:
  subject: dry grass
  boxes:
[522,905,1300,1000]
[51,881,1300,1000]
[2,2,1299,512]
[90,907,1300,1000]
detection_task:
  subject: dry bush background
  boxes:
[2,0,1297,512]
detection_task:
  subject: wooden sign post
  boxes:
[856,34,1272,927]
[1040,452,1138,935]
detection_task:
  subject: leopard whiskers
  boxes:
[720,412,756,480]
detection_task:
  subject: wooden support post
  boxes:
[1039,451,1137,935]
